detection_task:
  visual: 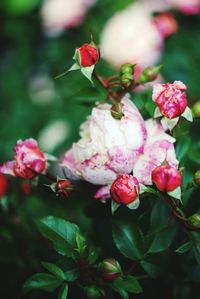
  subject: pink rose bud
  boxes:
[0,138,46,179]
[77,43,99,67]
[152,165,182,192]
[110,174,139,205]
[99,258,121,281]
[152,81,188,119]
[0,174,8,198]
[153,13,178,39]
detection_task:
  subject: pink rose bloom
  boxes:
[41,0,95,36]
[100,2,177,69]
[168,0,200,15]
[61,94,147,185]
[152,81,188,119]
[142,0,200,15]
[0,139,46,179]
[133,119,178,185]
[100,3,163,68]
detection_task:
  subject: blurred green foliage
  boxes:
[0,0,200,298]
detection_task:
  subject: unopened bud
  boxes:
[111,102,124,120]
[56,179,73,196]
[120,63,134,75]
[139,65,162,84]
[188,214,200,228]
[120,63,134,88]
[99,258,121,281]
[194,170,200,186]
[192,101,200,118]
[85,286,104,299]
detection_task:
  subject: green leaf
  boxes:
[147,223,178,254]
[150,201,171,229]
[127,197,140,210]
[37,216,80,257]
[168,187,182,202]
[113,276,143,294]
[111,200,120,214]
[112,220,145,260]
[182,106,193,122]
[175,241,193,253]
[58,284,68,299]
[176,136,191,162]
[112,287,129,299]
[75,233,86,255]
[81,65,95,86]
[23,273,62,293]
[140,261,160,278]
[41,262,65,280]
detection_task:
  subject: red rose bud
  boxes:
[139,65,162,84]
[110,174,139,205]
[0,174,8,198]
[194,170,200,186]
[77,43,99,67]
[188,214,200,228]
[111,102,124,120]
[100,258,121,281]
[152,81,188,119]
[153,13,178,39]
[56,179,73,197]
[192,101,200,118]
[152,165,182,192]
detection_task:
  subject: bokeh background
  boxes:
[0,0,200,298]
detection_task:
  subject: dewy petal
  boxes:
[0,161,16,176]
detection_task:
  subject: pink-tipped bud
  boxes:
[152,81,188,119]
[194,170,200,186]
[154,13,178,39]
[152,165,182,192]
[77,43,99,67]
[99,258,121,281]
[0,174,8,198]
[110,174,139,205]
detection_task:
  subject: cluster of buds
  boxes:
[120,63,134,88]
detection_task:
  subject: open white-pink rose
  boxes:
[41,0,95,36]
[61,95,147,185]
[100,3,166,69]
[133,119,178,185]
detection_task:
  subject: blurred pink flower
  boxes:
[41,0,95,36]
[0,139,46,179]
[100,3,164,68]
[168,0,200,15]
[61,94,147,185]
